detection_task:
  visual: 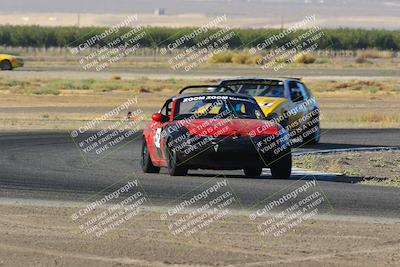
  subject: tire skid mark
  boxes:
[242,245,400,266]
[0,217,74,231]
[0,243,214,267]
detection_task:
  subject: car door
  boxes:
[298,82,319,126]
[286,81,308,129]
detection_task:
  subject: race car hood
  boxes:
[178,118,278,136]
[0,54,15,60]
[254,96,287,116]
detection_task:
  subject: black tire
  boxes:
[141,139,160,173]
[303,119,320,145]
[243,168,262,178]
[270,149,292,179]
[167,145,188,176]
[0,60,12,71]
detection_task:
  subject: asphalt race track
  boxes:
[0,129,399,219]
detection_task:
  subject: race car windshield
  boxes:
[220,81,285,98]
[174,96,266,120]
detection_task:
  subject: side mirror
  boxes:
[152,113,167,122]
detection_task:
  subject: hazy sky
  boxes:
[1,0,398,16]
[1,0,400,29]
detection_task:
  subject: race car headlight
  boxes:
[260,102,273,107]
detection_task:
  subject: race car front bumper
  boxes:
[174,133,290,170]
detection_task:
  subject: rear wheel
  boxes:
[270,149,292,179]
[0,60,12,71]
[243,168,262,178]
[167,146,188,176]
[141,139,160,173]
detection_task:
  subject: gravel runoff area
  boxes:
[0,200,399,267]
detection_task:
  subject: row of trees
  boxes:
[0,25,398,50]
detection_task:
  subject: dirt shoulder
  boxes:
[294,150,400,188]
[0,202,399,267]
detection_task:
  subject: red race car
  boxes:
[140,85,292,178]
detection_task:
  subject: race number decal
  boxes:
[154,128,162,148]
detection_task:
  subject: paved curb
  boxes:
[293,146,400,156]
[262,167,341,177]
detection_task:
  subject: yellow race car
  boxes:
[217,77,321,144]
[0,54,24,70]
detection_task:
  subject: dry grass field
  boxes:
[294,151,400,187]
[0,77,399,130]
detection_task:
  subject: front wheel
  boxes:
[0,60,12,71]
[141,139,160,173]
[167,146,188,176]
[270,149,292,179]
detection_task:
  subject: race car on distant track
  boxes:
[216,77,321,144]
[139,85,292,178]
[0,54,24,70]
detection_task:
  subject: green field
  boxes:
[1,25,399,50]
